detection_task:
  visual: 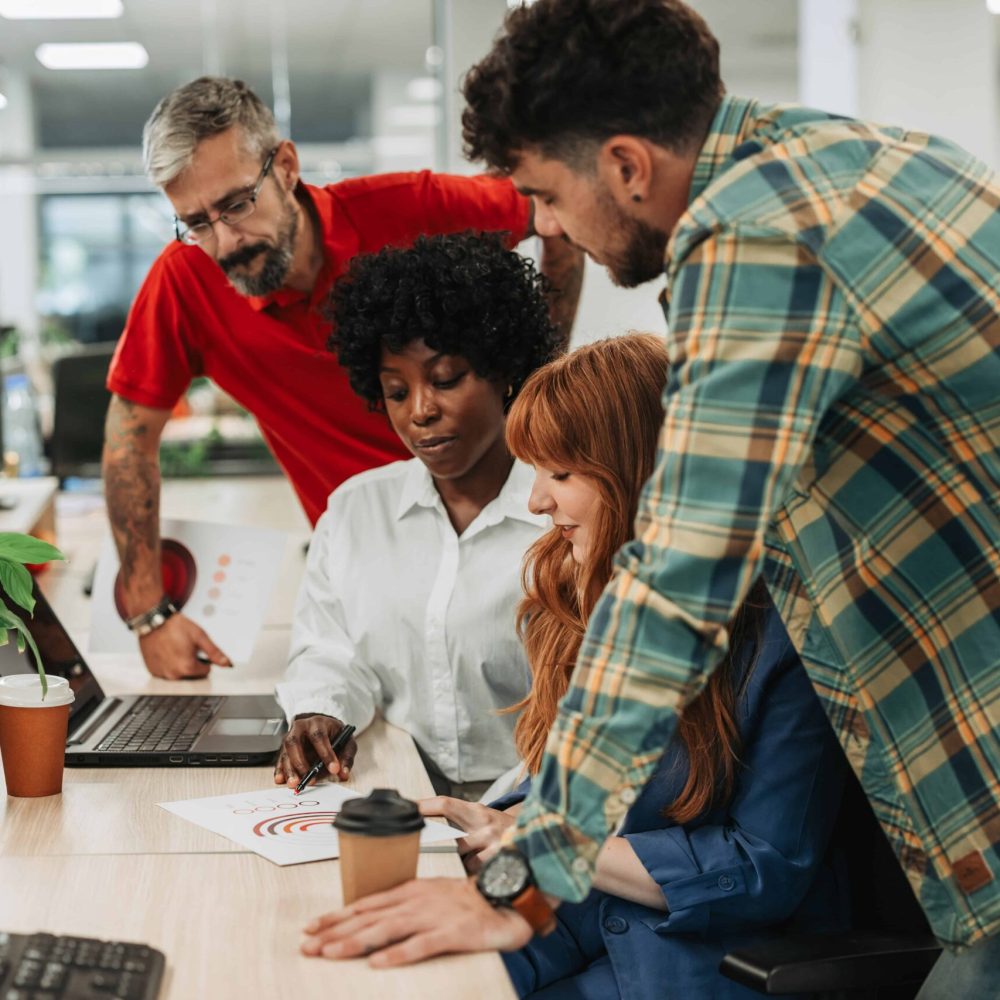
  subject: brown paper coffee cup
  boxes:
[334,788,424,904]
[0,675,74,798]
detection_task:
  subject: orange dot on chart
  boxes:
[213,571,226,583]
[208,587,221,599]
[218,554,231,566]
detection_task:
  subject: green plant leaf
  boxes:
[0,558,35,614]
[0,606,23,630]
[0,627,8,646]
[0,606,46,698]
[0,533,64,566]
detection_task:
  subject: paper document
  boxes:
[160,784,463,866]
[90,518,286,662]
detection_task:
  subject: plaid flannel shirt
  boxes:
[510,96,1000,948]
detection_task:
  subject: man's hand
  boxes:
[139,612,230,680]
[300,877,533,967]
[273,714,357,787]
[419,796,515,874]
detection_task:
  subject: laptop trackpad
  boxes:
[206,718,273,737]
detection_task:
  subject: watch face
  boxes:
[480,851,530,902]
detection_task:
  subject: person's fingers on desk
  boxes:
[301,878,532,966]
[274,714,347,785]
[307,724,356,783]
[417,796,493,827]
[139,615,221,680]
[418,796,514,865]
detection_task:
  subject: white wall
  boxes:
[858,0,997,167]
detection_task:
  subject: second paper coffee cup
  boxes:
[334,788,425,904]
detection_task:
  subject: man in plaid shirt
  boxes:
[300,1,999,989]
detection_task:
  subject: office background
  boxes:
[0,0,997,471]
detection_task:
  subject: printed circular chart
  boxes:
[113,538,197,621]
[252,812,342,846]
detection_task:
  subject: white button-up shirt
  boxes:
[276,458,547,783]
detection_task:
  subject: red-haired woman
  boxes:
[431,334,848,998]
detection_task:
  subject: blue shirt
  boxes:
[501,607,848,999]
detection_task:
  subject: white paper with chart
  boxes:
[159,784,463,866]
[89,518,286,662]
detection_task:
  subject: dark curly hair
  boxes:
[329,231,560,409]
[462,0,724,172]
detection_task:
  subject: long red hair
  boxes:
[506,334,763,825]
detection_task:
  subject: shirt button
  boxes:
[571,856,590,874]
[718,874,735,891]
[603,916,629,934]
[618,786,637,806]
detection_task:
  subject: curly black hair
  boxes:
[462,0,724,172]
[329,231,560,409]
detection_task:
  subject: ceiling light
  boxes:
[988,0,1000,12]
[1,0,122,18]
[36,42,148,70]
[0,93,7,110]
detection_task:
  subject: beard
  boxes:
[596,186,669,289]
[220,201,298,297]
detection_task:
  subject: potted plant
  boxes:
[0,532,64,697]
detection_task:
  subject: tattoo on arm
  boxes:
[102,397,165,607]
[539,237,585,353]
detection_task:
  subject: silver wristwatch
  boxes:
[125,597,178,637]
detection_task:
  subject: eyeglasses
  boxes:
[173,148,278,246]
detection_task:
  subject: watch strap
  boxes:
[510,884,557,936]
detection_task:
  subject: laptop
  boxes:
[0,582,287,767]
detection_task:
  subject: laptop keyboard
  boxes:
[95,696,223,754]
[0,931,165,999]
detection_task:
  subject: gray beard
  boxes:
[226,242,295,296]
[222,202,299,297]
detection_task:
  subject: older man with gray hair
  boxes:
[104,76,582,681]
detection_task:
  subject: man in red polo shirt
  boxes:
[103,76,583,680]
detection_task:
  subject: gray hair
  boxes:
[142,76,279,187]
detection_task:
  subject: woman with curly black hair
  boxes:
[274,232,560,798]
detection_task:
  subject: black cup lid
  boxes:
[333,788,425,836]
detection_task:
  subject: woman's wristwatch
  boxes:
[125,596,178,637]
[476,848,557,936]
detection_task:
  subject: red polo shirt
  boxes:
[108,171,531,524]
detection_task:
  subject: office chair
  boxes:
[720,772,941,998]
[49,342,116,482]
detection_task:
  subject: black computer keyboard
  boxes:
[96,696,222,754]
[0,931,165,1000]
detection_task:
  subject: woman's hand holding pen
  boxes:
[273,714,358,787]
[418,796,517,874]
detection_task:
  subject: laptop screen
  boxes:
[0,581,103,723]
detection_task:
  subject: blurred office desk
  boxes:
[0,475,58,538]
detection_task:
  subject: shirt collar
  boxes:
[685,95,764,208]
[395,457,548,534]
[246,181,337,312]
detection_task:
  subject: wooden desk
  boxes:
[2,478,517,998]
[0,854,516,1000]
[0,716,436,857]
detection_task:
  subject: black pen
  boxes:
[295,724,356,795]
